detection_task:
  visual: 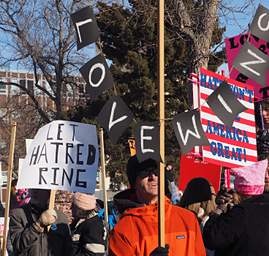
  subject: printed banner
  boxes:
[17,120,99,193]
[178,154,221,193]
[225,33,269,100]
[199,68,257,168]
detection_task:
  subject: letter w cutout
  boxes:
[172,109,209,154]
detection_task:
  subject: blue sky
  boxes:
[1,1,268,72]
[222,0,269,37]
[218,1,269,74]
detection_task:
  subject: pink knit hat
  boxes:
[230,159,268,195]
[73,192,96,211]
[16,188,31,207]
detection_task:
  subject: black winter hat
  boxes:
[127,156,158,188]
[180,177,211,207]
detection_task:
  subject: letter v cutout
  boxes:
[109,101,128,130]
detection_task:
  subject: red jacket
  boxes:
[109,198,206,256]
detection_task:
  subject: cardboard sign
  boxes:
[199,68,257,168]
[80,54,114,99]
[71,6,100,50]
[172,109,209,154]
[206,82,247,127]
[178,154,221,193]
[97,96,134,144]
[17,121,99,193]
[225,33,269,100]
[249,4,269,43]
[134,121,160,162]
[233,42,269,87]
[25,139,33,154]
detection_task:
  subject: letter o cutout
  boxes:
[88,63,105,87]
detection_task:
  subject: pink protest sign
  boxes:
[225,33,269,100]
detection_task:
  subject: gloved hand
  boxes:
[216,187,233,205]
[215,187,235,213]
[150,245,169,256]
[257,129,269,160]
[38,209,57,227]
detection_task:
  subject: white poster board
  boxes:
[25,139,33,154]
[0,217,8,237]
[17,120,99,193]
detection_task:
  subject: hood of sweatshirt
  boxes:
[114,188,173,218]
[113,189,143,214]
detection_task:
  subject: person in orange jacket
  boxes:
[109,156,206,256]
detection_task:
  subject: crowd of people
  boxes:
[1,152,268,256]
[1,101,269,256]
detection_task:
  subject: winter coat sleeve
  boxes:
[72,216,106,256]
[108,228,136,256]
[9,209,41,253]
[58,212,73,256]
[203,205,245,250]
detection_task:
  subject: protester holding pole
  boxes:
[9,189,72,256]
[109,155,206,256]
[203,159,269,256]
[71,192,106,256]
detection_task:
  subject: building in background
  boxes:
[0,70,88,179]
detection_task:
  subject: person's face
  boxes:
[135,170,158,204]
[210,185,216,202]
[29,189,50,211]
[262,108,269,127]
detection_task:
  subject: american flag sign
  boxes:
[199,68,257,168]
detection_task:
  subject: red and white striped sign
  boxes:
[199,68,257,168]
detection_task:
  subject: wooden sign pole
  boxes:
[158,0,165,248]
[2,122,16,256]
[48,190,56,231]
[99,128,108,226]
[49,190,56,210]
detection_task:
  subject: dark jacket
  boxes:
[71,213,106,256]
[9,203,72,256]
[203,193,269,256]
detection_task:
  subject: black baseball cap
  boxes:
[127,155,158,188]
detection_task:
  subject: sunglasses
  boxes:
[138,169,159,179]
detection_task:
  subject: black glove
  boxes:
[215,187,235,213]
[150,245,169,256]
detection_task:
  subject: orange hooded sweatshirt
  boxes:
[109,198,206,256]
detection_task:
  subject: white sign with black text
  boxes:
[17,120,99,193]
